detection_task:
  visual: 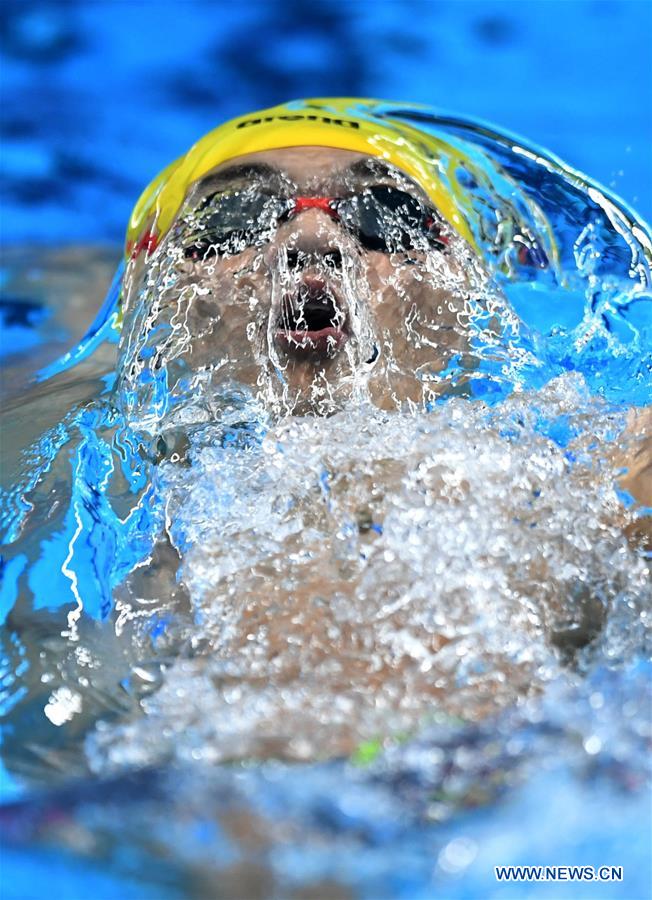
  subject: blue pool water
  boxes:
[1,6,651,900]
[1,0,651,247]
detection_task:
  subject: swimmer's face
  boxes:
[121,147,490,416]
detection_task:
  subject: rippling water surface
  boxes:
[1,103,651,898]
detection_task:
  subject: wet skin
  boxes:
[1,153,649,779]
[120,146,651,541]
[121,147,491,414]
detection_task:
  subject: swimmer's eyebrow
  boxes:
[196,163,286,193]
[344,159,398,180]
[335,158,429,200]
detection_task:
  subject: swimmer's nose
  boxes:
[271,206,352,265]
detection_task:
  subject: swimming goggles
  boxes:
[181,185,450,260]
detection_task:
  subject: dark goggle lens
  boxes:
[183,193,287,259]
[339,194,387,252]
[183,187,446,259]
[344,187,444,253]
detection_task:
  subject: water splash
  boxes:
[0,102,650,892]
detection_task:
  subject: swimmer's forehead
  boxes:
[188,147,432,203]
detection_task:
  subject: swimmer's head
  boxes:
[125,98,477,259]
[118,101,501,423]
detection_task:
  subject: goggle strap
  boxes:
[291,197,339,219]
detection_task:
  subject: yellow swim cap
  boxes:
[126,97,477,256]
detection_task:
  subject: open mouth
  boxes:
[275,278,349,358]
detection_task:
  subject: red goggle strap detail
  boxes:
[424,215,449,244]
[128,229,159,261]
[290,197,339,219]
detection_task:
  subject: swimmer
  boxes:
[1,99,649,779]
[119,99,650,539]
[118,101,503,424]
